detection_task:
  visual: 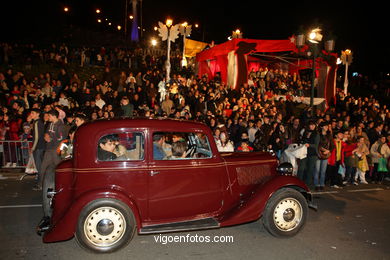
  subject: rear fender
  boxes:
[219,175,310,227]
[43,189,140,243]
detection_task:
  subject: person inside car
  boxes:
[153,133,166,160]
[98,135,118,161]
[171,141,188,159]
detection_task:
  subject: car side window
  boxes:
[153,132,212,160]
[97,132,144,161]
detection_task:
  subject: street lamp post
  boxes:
[307,28,323,109]
[179,22,192,68]
[157,19,180,83]
[295,28,335,113]
[341,49,353,95]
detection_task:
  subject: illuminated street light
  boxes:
[151,38,157,47]
[129,15,134,20]
[166,19,173,28]
[157,19,180,82]
[64,7,69,12]
[96,9,101,14]
[341,49,353,95]
[117,25,122,30]
[232,29,243,39]
[294,27,335,112]
[154,26,158,31]
[308,28,323,43]
[179,22,192,67]
[97,19,102,23]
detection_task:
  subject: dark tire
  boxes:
[75,198,136,253]
[262,188,308,237]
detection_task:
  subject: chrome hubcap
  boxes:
[273,198,302,231]
[96,219,114,236]
[84,207,126,247]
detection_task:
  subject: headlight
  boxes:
[276,162,293,175]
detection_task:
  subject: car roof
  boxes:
[76,118,209,138]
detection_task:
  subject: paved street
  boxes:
[0,172,389,260]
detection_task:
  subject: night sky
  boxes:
[1,0,388,76]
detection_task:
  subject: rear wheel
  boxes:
[262,188,307,237]
[75,199,136,253]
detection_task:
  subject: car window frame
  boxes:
[152,131,213,161]
[96,131,145,162]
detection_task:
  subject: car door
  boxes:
[147,130,225,222]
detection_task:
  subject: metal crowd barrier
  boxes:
[0,141,33,168]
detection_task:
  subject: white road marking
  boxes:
[0,204,42,209]
[312,187,385,195]
[347,188,384,192]
[312,191,339,195]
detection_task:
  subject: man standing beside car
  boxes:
[39,109,66,217]
[30,108,46,191]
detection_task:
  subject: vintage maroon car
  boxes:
[37,118,315,253]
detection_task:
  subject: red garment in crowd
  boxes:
[9,119,22,140]
[344,142,357,157]
[328,139,346,166]
[237,145,254,152]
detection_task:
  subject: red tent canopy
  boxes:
[195,37,337,107]
[196,38,298,62]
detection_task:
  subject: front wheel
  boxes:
[262,188,308,237]
[75,198,136,253]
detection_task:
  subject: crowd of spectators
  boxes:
[0,42,389,191]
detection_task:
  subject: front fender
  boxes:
[219,175,310,227]
[43,189,141,243]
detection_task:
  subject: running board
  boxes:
[139,218,220,234]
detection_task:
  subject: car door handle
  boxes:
[150,170,160,176]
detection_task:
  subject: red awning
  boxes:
[196,38,298,62]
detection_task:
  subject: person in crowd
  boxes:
[370,135,390,183]
[38,109,65,190]
[353,135,370,184]
[236,139,254,152]
[297,121,319,187]
[343,129,358,185]
[286,117,302,145]
[30,108,46,190]
[327,131,346,188]
[314,122,334,191]
[74,113,87,128]
[269,123,287,159]
[57,125,77,160]
[120,96,134,118]
[216,131,234,152]
[19,123,33,165]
